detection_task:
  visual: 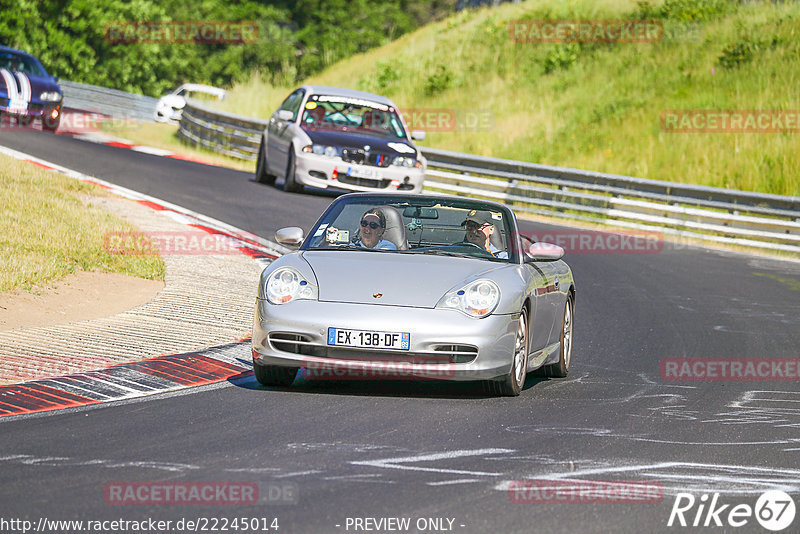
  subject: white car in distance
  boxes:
[154,83,226,123]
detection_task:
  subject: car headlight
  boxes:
[40,91,62,102]
[436,279,500,318]
[391,156,418,167]
[265,267,318,304]
[303,144,340,157]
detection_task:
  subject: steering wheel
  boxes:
[449,241,495,257]
[452,241,485,250]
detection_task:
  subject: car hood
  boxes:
[0,69,60,101]
[302,128,417,156]
[302,250,503,307]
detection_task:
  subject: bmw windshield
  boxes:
[300,94,408,139]
[0,51,48,77]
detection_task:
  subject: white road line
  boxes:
[351,448,515,477]
[274,470,322,478]
[426,479,481,486]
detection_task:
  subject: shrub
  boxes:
[543,43,580,74]
[424,64,453,95]
[718,39,758,68]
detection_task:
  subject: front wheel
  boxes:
[282,148,302,193]
[486,307,528,396]
[254,361,298,387]
[42,113,60,133]
[255,137,276,185]
[541,296,573,378]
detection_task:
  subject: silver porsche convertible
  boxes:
[252,193,575,396]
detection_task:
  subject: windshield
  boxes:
[300,94,407,139]
[305,196,514,262]
[0,51,48,77]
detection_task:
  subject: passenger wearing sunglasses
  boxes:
[460,210,508,259]
[352,209,397,250]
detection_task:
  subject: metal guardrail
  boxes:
[177,99,800,255]
[60,80,158,122]
[178,99,265,160]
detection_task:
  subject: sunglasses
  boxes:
[465,222,489,231]
[360,220,381,229]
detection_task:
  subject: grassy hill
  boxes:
[212,0,800,196]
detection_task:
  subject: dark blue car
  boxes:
[0,45,63,132]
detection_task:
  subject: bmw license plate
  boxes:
[346,167,381,180]
[328,328,410,350]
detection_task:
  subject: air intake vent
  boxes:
[269,333,325,356]
[433,344,478,363]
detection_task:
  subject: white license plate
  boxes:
[328,328,410,350]
[8,99,27,111]
[346,167,381,180]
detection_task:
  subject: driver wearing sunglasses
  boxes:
[461,210,508,258]
[352,209,397,250]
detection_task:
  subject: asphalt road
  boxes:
[2,130,799,534]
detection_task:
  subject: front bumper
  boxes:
[294,152,425,194]
[0,98,61,119]
[252,298,517,381]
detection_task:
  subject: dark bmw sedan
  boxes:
[0,45,63,132]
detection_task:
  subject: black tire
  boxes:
[255,137,276,185]
[540,296,573,378]
[485,307,528,396]
[254,361,298,387]
[42,113,60,133]
[282,147,302,193]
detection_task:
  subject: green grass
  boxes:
[0,154,165,293]
[211,0,800,196]
[109,121,255,172]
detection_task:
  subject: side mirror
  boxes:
[276,109,294,121]
[525,242,564,262]
[411,130,426,141]
[275,226,304,246]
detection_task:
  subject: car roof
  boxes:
[173,83,226,97]
[0,45,32,56]
[299,85,396,107]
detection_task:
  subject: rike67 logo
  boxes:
[668,491,796,531]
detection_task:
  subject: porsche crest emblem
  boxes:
[373,293,383,299]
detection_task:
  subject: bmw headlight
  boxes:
[40,91,62,102]
[391,156,418,167]
[265,267,318,304]
[436,279,500,318]
[303,144,340,157]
